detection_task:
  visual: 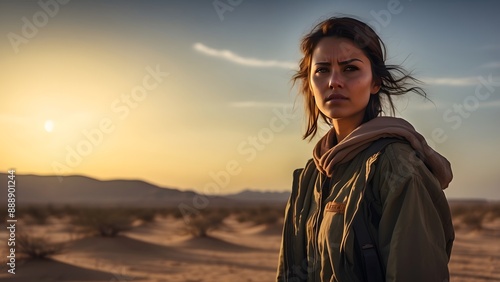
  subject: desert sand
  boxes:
[0,207,498,282]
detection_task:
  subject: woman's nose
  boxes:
[328,72,343,89]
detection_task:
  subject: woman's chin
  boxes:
[323,112,345,120]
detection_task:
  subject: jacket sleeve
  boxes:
[374,143,452,282]
[276,195,291,282]
[277,164,313,282]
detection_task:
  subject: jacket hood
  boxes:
[313,117,453,189]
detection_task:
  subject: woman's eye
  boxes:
[315,67,328,73]
[344,65,359,72]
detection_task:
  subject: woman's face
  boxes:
[309,37,379,124]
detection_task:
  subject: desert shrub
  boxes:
[211,208,231,221]
[20,206,50,225]
[170,207,185,219]
[449,201,500,230]
[16,205,82,225]
[155,207,173,218]
[70,208,135,237]
[233,206,282,225]
[172,209,184,219]
[260,205,284,224]
[236,212,252,223]
[16,233,64,259]
[234,207,257,223]
[460,211,486,230]
[134,208,157,223]
[450,204,469,219]
[59,205,80,217]
[253,211,280,225]
[183,210,227,237]
[484,203,500,222]
[44,204,71,219]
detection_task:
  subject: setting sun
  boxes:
[44,120,54,133]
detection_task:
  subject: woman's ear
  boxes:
[371,78,381,94]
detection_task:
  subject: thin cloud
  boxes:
[480,61,500,69]
[421,77,478,86]
[193,43,296,69]
[481,99,500,108]
[229,101,293,108]
[422,75,500,87]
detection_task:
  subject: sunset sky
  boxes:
[1,0,499,199]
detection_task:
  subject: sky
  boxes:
[0,0,499,199]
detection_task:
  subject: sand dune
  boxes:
[449,222,500,282]
[1,208,498,281]
[66,235,188,261]
[178,235,259,252]
[0,258,130,281]
[243,223,284,236]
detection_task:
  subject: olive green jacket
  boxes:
[277,142,454,282]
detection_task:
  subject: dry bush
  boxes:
[59,205,80,217]
[128,207,191,220]
[484,203,500,222]
[233,205,283,225]
[133,208,158,223]
[70,208,135,237]
[20,206,50,225]
[155,207,174,218]
[16,233,64,259]
[182,210,228,237]
[234,207,259,223]
[253,211,281,225]
[167,207,185,219]
[235,212,251,223]
[449,201,500,230]
[155,207,190,220]
[18,205,77,224]
[450,204,469,219]
[45,204,71,219]
[460,211,486,230]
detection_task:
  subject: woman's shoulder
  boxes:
[378,140,423,167]
[373,140,443,198]
[358,138,422,172]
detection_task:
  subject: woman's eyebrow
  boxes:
[314,62,331,66]
[313,58,363,66]
[338,58,363,65]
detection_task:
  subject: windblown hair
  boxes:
[293,16,427,141]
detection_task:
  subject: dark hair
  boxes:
[293,16,427,141]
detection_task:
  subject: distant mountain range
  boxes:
[224,189,290,202]
[0,173,289,207]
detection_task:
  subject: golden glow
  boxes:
[44,120,54,132]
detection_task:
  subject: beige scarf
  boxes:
[312,117,453,189]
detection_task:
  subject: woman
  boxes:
[277,17,454,282]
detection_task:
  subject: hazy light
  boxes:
[44,120,54,132]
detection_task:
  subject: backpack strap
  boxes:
[353,138,405,282]
[353,213,383,282]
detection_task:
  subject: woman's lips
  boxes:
[325,93,348,102]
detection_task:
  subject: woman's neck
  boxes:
[331,115,364,143]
